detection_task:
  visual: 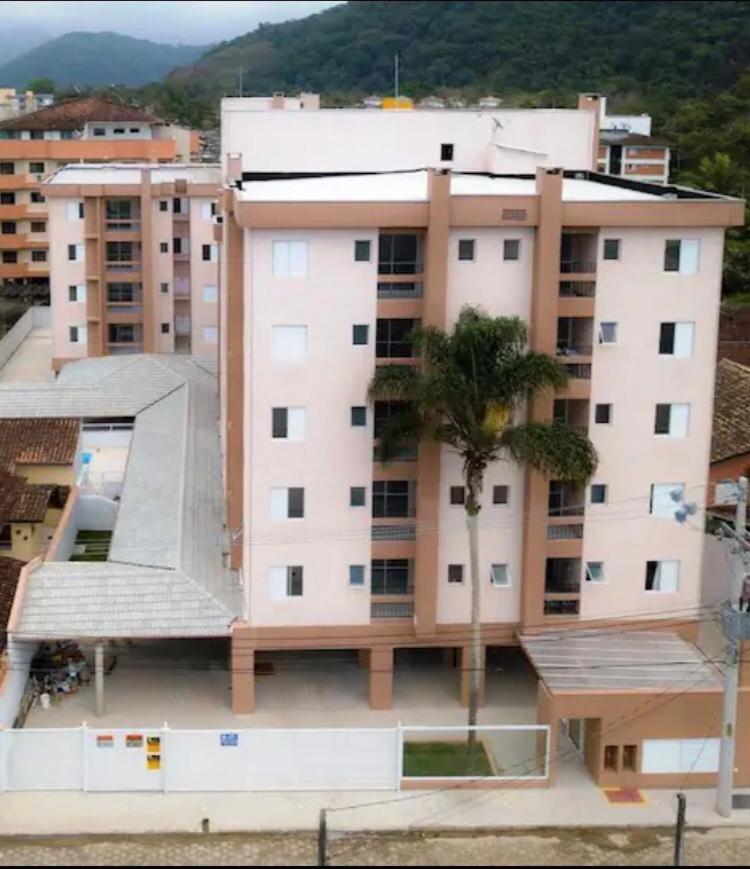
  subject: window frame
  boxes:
[490,563,511,588]
[503,239,521,261]
[447,564,464,584]
[458,238,476,261]
[603,238,621,261]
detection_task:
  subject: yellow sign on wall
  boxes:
[381,96,414,110]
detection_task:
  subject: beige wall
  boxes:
[49,197,87,362]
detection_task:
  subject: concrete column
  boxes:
[230,631,255,713]
[459,644,485,708]
[369,646,394,710]
[358,649,370,669]
[94,642,105,717]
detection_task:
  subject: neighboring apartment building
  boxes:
[581,94,671,184]
[0,96,199,291]
[0,89,55,122]
[44,163,221,367]
[218,98,745,787]
[709,358,750,508]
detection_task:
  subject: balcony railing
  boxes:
[105,219,140,231]
[371,601,415,619]
[559,281,596,298]
[547,523,584,540]
[560,260,596,274]
[563,363,592,380]
[107,343,143,355]
[377,281,424,299]
[548,502,585,518]
[543,598,580,616]
[106,260,141,272]
[372,443,419,462]
[174,278,190,298]
[556,343,593,357]
[371,524,416,541]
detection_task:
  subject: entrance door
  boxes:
[609,144,623,175]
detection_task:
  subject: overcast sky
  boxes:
[1,1,342,45]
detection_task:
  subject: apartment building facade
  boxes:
[0,96,198,291]
[44,163,220,367]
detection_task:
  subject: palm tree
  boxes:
[369,306,597,764]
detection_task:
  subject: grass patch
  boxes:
[70,529,112,562]
[403,740,493,778]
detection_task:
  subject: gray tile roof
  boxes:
[3,355,241,640]
[521,630,722,693]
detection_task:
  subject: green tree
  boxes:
[368,307,597,756]
[25,77,54,93]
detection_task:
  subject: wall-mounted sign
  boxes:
[147,753,161,771]
[126,734,143,748]
[220,732,239,747]
[96,735,114,748]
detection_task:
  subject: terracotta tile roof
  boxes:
[0,418,80,469]
[0,556,24,652]
[0,470,54,524]
[0,96,160,132]
[712,359,750,463]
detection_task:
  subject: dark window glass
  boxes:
[492,485,509,505]
[590,484,607,504]
[448,564,463,583]
[30,221,46,233]
[645,561,658,590]
[659,322,675,354]
[160,242,169,253]
[450,486,466,505]
[664,240,681,272]
[372,481,413,518]
[0,163,14,175]
[272,407,288,438]
[0,193,15,204]
[287,487,305,519]
[287,565,303,596]
[1,222,16,234]
[378,233,422,275]
[173,237,183,254]
[371,559,412,594]
[354,240,371,262]
[351,406,367,427]
[350,486,366,507]
[106,241,133,262]
[595,403,611,424]
[603,238,620,260]
[375,318,417,358]
[202,244,211,261]
[30,192,44,203]
[108,324,137,343]
[30,162,44,174]
[173,197,182,214]
[2,251,18,263]
[440,143,454,161]
[352,324,369,345]
[160,200,168,212]
[458,239,475,261]
[67,244,76,260]
[503,239,520,261]
[161,322,170,334]
[31,250,46,262]
[654,404,671,435]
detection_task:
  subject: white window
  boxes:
[201,202,213,220]
[598,322,618,344]
[490,563,510,587]
[665,239,700,275]
[68,284,85,303]
[269,565,304,599]
[270,487,305,520]
[272,325,307,361]
[585,561,605,583]
[272,407,306,441]
[654,403,690,438]
[66,200,83,221]
[645,559,680,592]
[650,483,685,518]
[202,326,218,345]
[202,284,218,303]
[641,738,719,774]
[659,322,694,357]
[272,240,308,277]
[69,325,87,345]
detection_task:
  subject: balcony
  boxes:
[553,399,589,434]
[377,280,423,299]
[547,523,584,540]
[548,481,585,518]
[544,557,581,618]
[371,600,415,619]
[371,524,417,541]
[372,442,419,462]
[174,277,190,298]
[559,281,595,298]
[560,232,598,277]
[0,174,32,191]
[376,318,419,361]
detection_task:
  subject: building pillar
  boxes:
[230,627,255,713]
[369,646,394,710]
[94,642,105,717]
[459,644,485,708]
[358,648,370,669]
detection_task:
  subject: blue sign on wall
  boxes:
[220,732,239,747]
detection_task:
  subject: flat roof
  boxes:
[521,630,722,693]
[46,163,221,186]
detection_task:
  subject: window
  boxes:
[350,486,366,507]
[107,283,135,303]
[159,200,168,212]
[0,162,14,175]
[458,239,475,261]
[202,243,217,262]
[30,131,44,140]
[354,240,371,262]
[603,238,621,261]
[272,239,307,276]
[493,485,509,505]
[349,565,365,587]
[202,284,218,303]
[29,161,44,174]
[654,403,689,438]
[650,483,684,518]
[203,326,218,345]
[129,127,140,134]
[372,481,414,518]
[1,252,17,263]
[160,242,169,253]
[598,322,618,344]
[351,406,367,427]
[450,486,466,506]
[604,745,619,772]
[270,487,305,520]
[0,193,15,204]
[440,143,454,161]
[664,239,700,275]
[376,318,417,358]
[590,483,608,504]
[503,239,520,261]
[594,403,612,424]
[69,326,79,343]
[106,241,132,263]
[272,326,307,361]
[659,322,694,358]
[622,745,638,772]
[645,560,680,592]
[1,221,15,234]
[160,282,169,294]
[161,323,170,334]
[585,561,605,583]
[371,559,412,594]
[31,250,46,262]
[269,565,303,598]
[490,564,511,587]
[378,233,423,275]
[61,130,74,140]
[68,284,85,303]
[30,192,44,204]
[67,244,78,261]
[352,324,369,345]
[448,564,464,584]
[271,407,306,441]
[173,237,183,255]
[108,324,136,343]
[93,127,106,137]
[172,197,182,214]
[30,221,46,233]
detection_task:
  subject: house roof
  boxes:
[1,355,239,640]
[0,417,80,468]
[0,470,56,524]
[0,557,25,652]
[711,358,750,463]
[0,96,160,132]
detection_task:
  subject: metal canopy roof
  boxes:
[521,630,723,693]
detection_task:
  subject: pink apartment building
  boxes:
[216,97,750,789]
[44,163,221,367]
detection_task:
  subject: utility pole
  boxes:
[673,792,686,866]
[716,476,749,817]
[394,53,400,100]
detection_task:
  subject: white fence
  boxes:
[0,306,50,371]
[0,724,549,793]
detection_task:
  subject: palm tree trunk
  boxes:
[465,470,482,770]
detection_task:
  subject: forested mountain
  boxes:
[0,32,208,88]
[170,0,750,107]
